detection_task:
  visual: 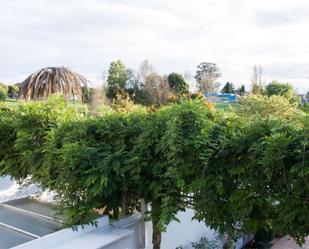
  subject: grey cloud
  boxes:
[264,63,309,80]
[255,12,293,26]
[255,8,309,27]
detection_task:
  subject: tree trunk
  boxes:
[151,201,162,249]
[152,221,161,249]
[121,191,127,217]
[141,199,146,248]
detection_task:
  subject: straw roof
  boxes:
[19,67,89,100]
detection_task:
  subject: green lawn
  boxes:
[215,102,240,111]
[3,98,19,107]
[3,98,88,112]
[3,98,235,112]
[216,102,231,110]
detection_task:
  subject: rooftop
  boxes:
[0,197,61,249]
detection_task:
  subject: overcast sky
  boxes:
[1,0,309,93]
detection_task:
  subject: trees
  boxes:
[106,60,190,106]
[139,59,154,82]
[125,69,142,91]
[239,85,245,96]
[195,62,221,94]
[221,82,235,94]
[251,65,263,94]
[106,60,129,99]
[8,84,20,98]
[265,81,292,96]
[237,94,299,121]
[134,60,161,105]
[167,73,189,95]
[142,73,171,106]
[0,84,7,101]
[106,60,169,106]
[265,81,299,104]
[82,86,94,103]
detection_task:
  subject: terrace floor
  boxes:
[271,236,309,249]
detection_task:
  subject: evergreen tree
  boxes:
[106,60,128,99]
[239,85,245,96]
[167,73,189,95]
[221,82,235,94]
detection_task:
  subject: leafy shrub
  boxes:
[237,94,300,120]
[135,99,216,237]
[39,111,145,225]
[0,85,7,101]
[0,97,82,180]
[192,114,309,245]
[35,99,215,231]
[265,81,299,104]
[1,96,309,249]
[111,92,146,113]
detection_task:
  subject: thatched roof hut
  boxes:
[19,67,89,100]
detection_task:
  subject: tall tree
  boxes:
[143,73,171,106]
[167,73,189,95]
[106,60,128,99]
[239,84,245,96]
[251,65,263,94]
[139,60,154,83]
[221,82,235,94]
[125,69,141,90]
[124,69,146,104]
[195,62,221,94]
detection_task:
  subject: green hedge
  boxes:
[0,97,309,248]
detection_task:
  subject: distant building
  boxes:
[205,92,237,103]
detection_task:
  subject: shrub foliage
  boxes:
[0,97,309,248]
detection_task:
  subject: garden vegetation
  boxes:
[0,96,308,249]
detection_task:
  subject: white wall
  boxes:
[145,208,215,249]
[12,210,215,249]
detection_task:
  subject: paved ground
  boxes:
[271,236,309,249]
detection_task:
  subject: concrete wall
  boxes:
[145,208,215,249]
[12,209,216,249]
